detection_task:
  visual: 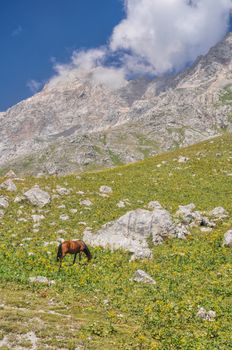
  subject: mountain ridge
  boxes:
[1,33,232,175]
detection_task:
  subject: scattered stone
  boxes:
[147,201,163,210]
[33,223,40,229]
[0,196,9,209]
[222,230,232,247]
[77,191,85,195]
[99,185,113,194]
[80,199,93,207]
[0,210,4,219]
[78,221,87,226]
[18,218,28,222]
[130,249,153,261]
[32,229,40,233]
[196,307,216,321]
[29,276,55,286]
[4,170,17,178]
[210,207,229,220]
[60,214,70,221]
[178,156,190,163]
[116,201,126,208]
[56,186,71,195]
[200,227,213,233]
[0,179,17,192]
[56,229,67,235]
[24,185,51,207]
[14,195,24,203]
[70,208,78,214]
[31,214,45,223]
[132,270,156,284]
[58,204,66,209]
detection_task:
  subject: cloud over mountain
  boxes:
[49,0,232,88]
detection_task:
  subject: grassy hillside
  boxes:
[0,133,232,349]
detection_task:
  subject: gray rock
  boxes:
[175,224,190,239]
[0,209,4,219]
[178,156,190,163]
[147,201,163,210]
[0,197,9,209]
[4,170,17,178]
[132,270,156,284]
[196,307,216,321]
[14,195,24,203]
[210,207,229,220]
[176,204,202,225]
[80,199,93,207]
[116,200,126,208]
[83,208,176,257]
[70,208,78,214]
[56,229,67,235]
[31,215,45,223]
[130,249,153,261]
[99,186,113,194]
[0,179,17,192]
[29,276,55,286]
[24,186,51,207]
[59,214,69,221]
[222,230,232,247]
[56,186,71,195]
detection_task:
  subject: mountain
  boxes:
[1,34,232,175]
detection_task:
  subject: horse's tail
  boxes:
[83,243,92,261]
[57,243,63,261]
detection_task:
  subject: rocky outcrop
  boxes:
[83,206,178,260]
[83,201,227,259]
[0,34,232,175]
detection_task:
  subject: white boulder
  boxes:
[132,270,156,284]
[222,230,232,247]
[24,186,50,207]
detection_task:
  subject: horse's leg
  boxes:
[73,253,77,265]
[58,256,63,272]
[79,252,82,262]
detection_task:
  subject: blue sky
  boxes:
[0,0,124,111]
[0,1,232,112]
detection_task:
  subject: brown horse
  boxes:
[57,240,92,271]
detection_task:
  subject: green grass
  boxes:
[0,133,232,349]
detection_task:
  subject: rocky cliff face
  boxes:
[1,34,232,175]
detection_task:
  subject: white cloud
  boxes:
[48,47,127,89]
[110,0,232,74]
[48,0,232,90]
[27,79,42,93]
